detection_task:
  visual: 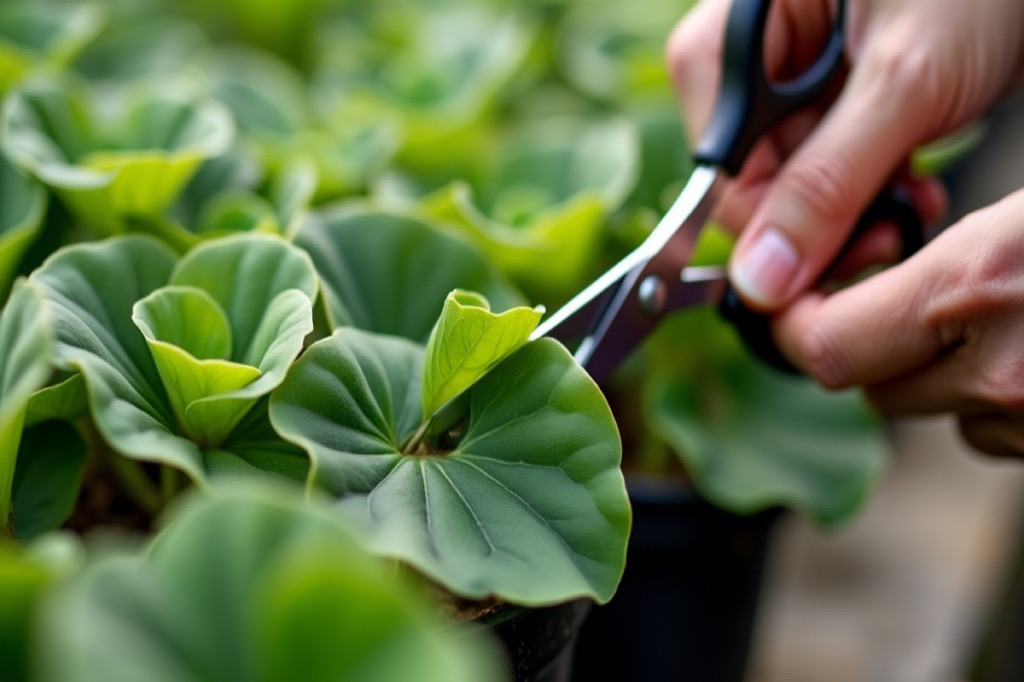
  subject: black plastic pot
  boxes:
[570,475,781,682]
[479,599,592,682]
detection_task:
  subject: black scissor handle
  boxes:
[694,0,847,175]
[719,188,924,374]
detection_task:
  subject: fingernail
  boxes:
[731,228,800,307]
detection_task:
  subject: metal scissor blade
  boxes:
[531,165,724,382]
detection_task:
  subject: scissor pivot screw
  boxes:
[638,275,666,317]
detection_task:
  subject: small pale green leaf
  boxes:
[133,286,234,361]
[422,290,543,416]
[0,280,52,534]
[295,205,523,342]
[270,330,630,605]
[11,420,87,541]
[170,233,318,363]
[35,486,504,682]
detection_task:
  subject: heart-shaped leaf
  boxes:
[1,77,234,234]
[34,485,504,682]
[0,154,46,302]
[642,308,887,527]
[295,205,523,342]
[270,329,630,605]
[0,280,52,534]
[422,290,542,417]
[29,234,314,481]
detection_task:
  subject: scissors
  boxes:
[530,0,922,381]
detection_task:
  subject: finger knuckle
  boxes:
[796,320,851,390]
[781,151,856,226]
[861,41,942,105]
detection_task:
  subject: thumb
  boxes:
[727,52,928,310]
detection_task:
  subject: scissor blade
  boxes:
[531,165,723,381]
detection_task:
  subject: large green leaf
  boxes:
[34,485,504,682]
[0,280,52,535]
[29,234,314,482]
[422,290,542,417]
[270,329,630,605]
[1,77,234,235]
[641,308,887,527]
[0,154,46,302]
[295,205,523,342]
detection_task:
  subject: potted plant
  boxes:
[0,3,635,681]
[0,0,908,681]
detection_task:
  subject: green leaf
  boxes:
[295,205,523,342]
[422,290,543,417]
[170,233,318,363]
[421,118,638,303]
[0,280,52,535]
[0,539,74,682]
[25,373,87,426]
[35,485,504,682]
[314,4,533,180]
[1,78,234,234]
[29,236,198,475]
[133,286,263,445]
[0,1,104,95]
[0,154,46,302]
[196,192,280,236]
[642,308,887,527]
[11,421,87,541]
[270,330,630,605]
[29,234,316,482]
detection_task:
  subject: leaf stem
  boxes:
[402,421,430,455]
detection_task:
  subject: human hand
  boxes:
[667,0,1024,309]
[772,188,1024,457]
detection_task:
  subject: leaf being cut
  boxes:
[35,485,504,682]
[270,329,630,605]
[422,290,542,417]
